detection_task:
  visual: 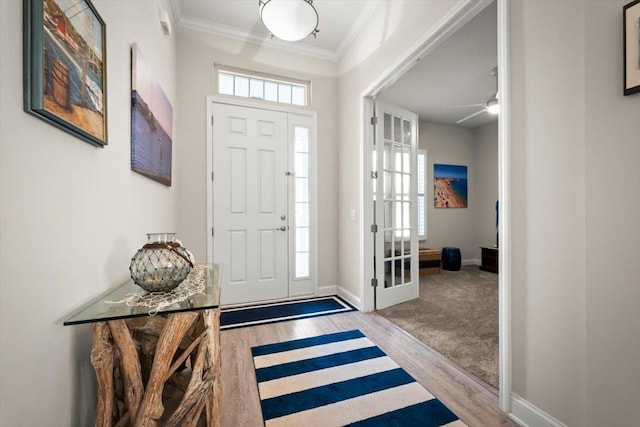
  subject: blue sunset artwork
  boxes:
[131,43,173,186]
[434,164,468,208]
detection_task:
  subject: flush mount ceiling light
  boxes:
[259,0,319,42]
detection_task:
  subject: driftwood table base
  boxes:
[90,309,221,427]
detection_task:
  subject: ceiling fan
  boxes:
[454,67,499,124]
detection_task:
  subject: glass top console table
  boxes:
[64,264,222,427]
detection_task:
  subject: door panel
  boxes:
[374,102,419,310]
[213,103,289,304]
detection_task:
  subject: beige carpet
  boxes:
[377,265,498,388]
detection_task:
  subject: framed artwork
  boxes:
[23,0,107,146]
[624,0,640,95]
[131,43,173,186]
[434,164,468,208]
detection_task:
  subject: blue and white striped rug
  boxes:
[251,329,466,427]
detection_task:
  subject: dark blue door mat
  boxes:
[220,296,356,330]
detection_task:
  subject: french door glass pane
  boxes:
[384,114,391,140]
[393,116,402,142]
[403,120,411,145]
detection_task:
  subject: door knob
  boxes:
[276,226,287,231]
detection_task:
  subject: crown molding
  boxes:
[176,15,339,62]
[334,0,382,60]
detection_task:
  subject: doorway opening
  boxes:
[360,0,511,411]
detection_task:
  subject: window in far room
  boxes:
[215,65,309,107]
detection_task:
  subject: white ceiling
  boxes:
[171,0,497,128]
[172,0,381,61]
[378,1,498,128]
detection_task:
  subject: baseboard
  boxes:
[509,393,567,427]
[336,286,362,311]
[462,258,481,266]
[316,285,337,297]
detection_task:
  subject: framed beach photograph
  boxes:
[624,0,640,95]
[434,164,468,208]
[23,0,107,146]
[131,43,173,186]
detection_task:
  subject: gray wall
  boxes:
[511,0,640,424]
[418,120,498,262]
[0,0,178,424]
[584,1,640,424]
[474,122,499,251]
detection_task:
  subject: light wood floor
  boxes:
[220,310,518,426]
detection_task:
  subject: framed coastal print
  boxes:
[624,0,640,95]
[131,43,173,186]
[434,164,468,208]
[23,0,107,146]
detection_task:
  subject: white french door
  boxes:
[373,101,419,310]
[210,101,316,305]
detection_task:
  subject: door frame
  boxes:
[359,0,512,411]
[206,95,319,300]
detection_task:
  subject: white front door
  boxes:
[373,101,419,310]
[212,103,289,304]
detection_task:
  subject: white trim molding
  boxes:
[510,394,568,427]
[497,0,512,412]
[337,286,362,311]
[316,285,338,297]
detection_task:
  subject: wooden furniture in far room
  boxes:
[64,264,221,427]
[480,246,499,274]
[418,248,441,275]
[395,248,441,276]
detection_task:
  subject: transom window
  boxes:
[216,66,309,107]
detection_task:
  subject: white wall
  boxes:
[510,1,640,423]
[510,1,587,425]
[418,120,478,260]
[584,1,640,425]
[0,0,178,425]
[175,28,339,288]
[418,120,497,263]
[474,121,498,251]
